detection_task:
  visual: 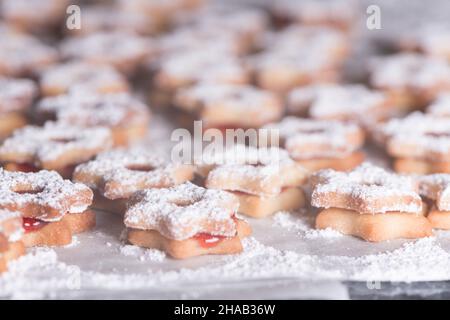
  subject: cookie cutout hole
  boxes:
[13,187,45,195]
[173,198,199,207]
[50,137,77,144]
[126,164,155,172]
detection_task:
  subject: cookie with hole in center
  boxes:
[124,182,251,259]
[0,169,94,247]
[0,121,113,178]
[73,147,194,214]
[311,163,432,242]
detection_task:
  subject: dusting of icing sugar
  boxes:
[0,121,113,164]
[119,245,166,262]
[0,77,37,112]
[124,182,239,240]
[272,211,343,239]
[427,92,450,117]
[204,146,307,195]
[0,33,58,76]
[174,83,282,124]
[61,31,152,62]
[37,92,150,128]
[288,84,387,120]
[40,61,128,94]
[73,147,193,199]
[418,174,450,211]
[264,116,363,159]
[0,169,93,221]
[369,53,450,89]
[311,163,423,214]
[378,112,450,158]
[157,50,248,87]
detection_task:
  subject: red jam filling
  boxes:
[193,214,238,248]
[23,218,48,233]
[193,233,226,248]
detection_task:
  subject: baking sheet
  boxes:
[2,0,450,299]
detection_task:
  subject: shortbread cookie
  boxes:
[376,112,450,173]
[264,117,365,171]
[418,174,450,229]
[315,208,432,242]
[204,146,308,217]
[35,93,151,146]
[271,0,358,31]
[39,61,129,96]
[0,77,37,140]
[250,26,348,93]
[0,169,94,247]
[1,0,69,32]
[172,7,268,55]
[0,121,113,178]
[0,33,58,77]
[61,32,153,74]
[369,53,450,110]
[154,50,249,92]
[124,182,251,259]
[311,163,432,241]
[0,209,25,273]
[73,147,194,214]
[174,83,283,129]
[287,84,393,125]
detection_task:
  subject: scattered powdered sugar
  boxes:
[120,245,166,262]
[272,211,343,239]
[0,77,37,112]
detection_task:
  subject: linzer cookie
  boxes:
[124,182,251,259]
[0,169,94,247]
[61,32,153,75]
[376,112,450,174]
[271,0,358,31]
[39,61,129,96]
[0,77,37,140]
[35,93,151,146]
[0,209,25,273]
[0,121,113,178]
[173,7,269,55]
[154,50,249,92]
[1,0,69,32]
[418,174,450,230]
[264,117,365,171]
[73,147,194,214]
[204,146,308,218]
[174,83,283,130]
[0,32,58,77]
[250,26,348,94]
[287,84,393,125]
[369,53,450,110]
[311,163,432,242]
